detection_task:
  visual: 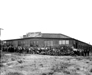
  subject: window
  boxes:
[59,40,62,44]
[45,41,53,47]
[59,40,69,45]
[66,40,69,44]
[62,40,66,44]
[50,41,53,46]
[45,41,49,46]
[44,41,47,47]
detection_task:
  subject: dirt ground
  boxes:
[0,52,92,75]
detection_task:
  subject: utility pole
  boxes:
[0,28,3,37]
[0,28,4,51]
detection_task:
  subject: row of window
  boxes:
[45,40,69,46]
[59,40,69,45]
[44,41,53,46]
[18,40,69,46]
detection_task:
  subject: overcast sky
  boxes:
[0,0,92,45]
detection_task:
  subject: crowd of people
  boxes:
[1,44,91,56]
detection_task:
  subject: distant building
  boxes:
[3,32,92,50]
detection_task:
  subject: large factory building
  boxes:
[4,32,92,50]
